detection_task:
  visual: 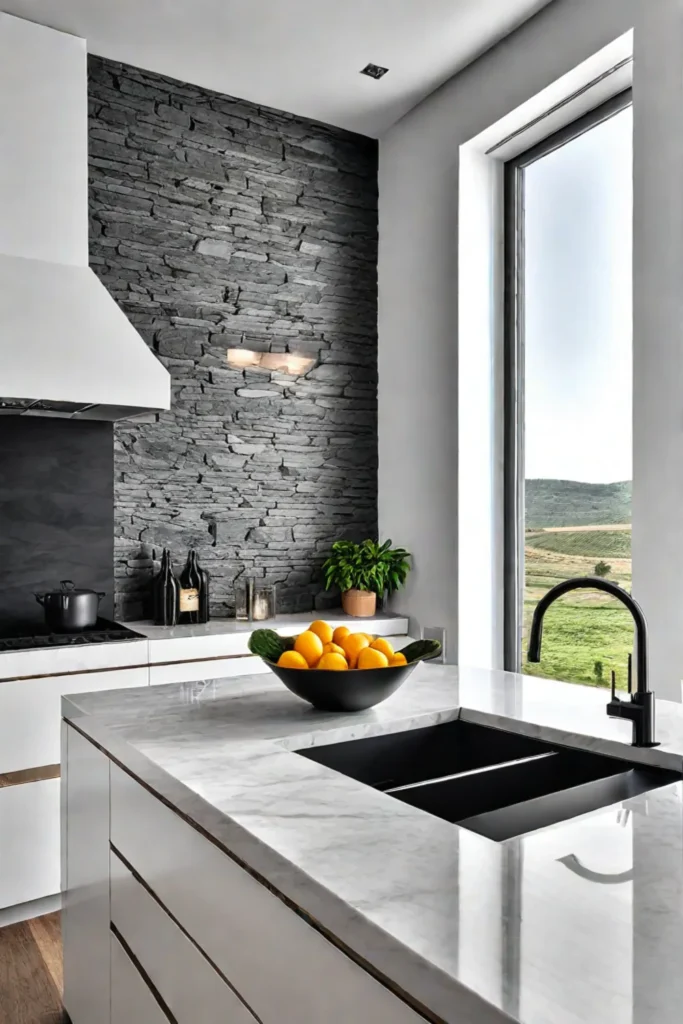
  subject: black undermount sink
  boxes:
[297,721,681,842]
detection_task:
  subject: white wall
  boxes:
[0,14,88,266]
[631,3,683,702]
[380,0,683,699]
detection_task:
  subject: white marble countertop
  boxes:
[127,609,408,641]
[0,611,409,680]
[63,666,683,1024]
[126,610,410,663]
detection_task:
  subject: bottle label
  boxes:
[179,588,199,612]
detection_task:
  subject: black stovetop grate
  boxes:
[0,619,145,653]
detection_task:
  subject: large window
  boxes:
[504,93,634,687]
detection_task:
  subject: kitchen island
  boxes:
[0,609,408,921]
[61,664,683,1024]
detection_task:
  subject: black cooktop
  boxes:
[0,619,146,653]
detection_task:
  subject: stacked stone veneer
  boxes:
[88,57,378,619]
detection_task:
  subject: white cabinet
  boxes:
[0,666,148,775]
[0,777,60,908]
[110,765,428,1024]
[149,654,270,686]
[111,851,257,1023]
[5,638,277,917]
[0,666,146,917]
[111,934,168,1024]
[62,725,111,1024]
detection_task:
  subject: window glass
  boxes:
[521,105,634,687]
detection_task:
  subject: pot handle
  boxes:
[60,580,76,591]
[97,593,106,601]
[35,593,46,606]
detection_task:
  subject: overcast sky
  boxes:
[524,105,633,484]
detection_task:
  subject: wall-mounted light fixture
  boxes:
[226,348,316,376]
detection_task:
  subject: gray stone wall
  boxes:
[88,57,378,620]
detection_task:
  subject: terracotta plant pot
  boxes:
[341,588,377,617]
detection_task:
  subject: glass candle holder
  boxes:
[235,578,255,621]
[251,585,277,622]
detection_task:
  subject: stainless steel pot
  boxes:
[35,580,105,632]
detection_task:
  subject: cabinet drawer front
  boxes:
[111,851,257,1024]
[0,667,148,774]
[111,933,169,1024]
[111,766,427,1024]
[0,779,60,910]
[149,655,269,686]
[62,727,111,1024]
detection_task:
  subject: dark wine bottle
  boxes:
[152,549,179,626]
[179,549,210,624]
[196,552,210,623]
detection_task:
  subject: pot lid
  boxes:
[42,580,101,597]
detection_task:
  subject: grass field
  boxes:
[523,524,634,689]
[526,529,631,558]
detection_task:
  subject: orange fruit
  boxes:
[357,647,389,670]
[389,652,408,667]
[323,642,346,656]
[332,625,350,645]
[370,637,394,659]
[317,652,349,671]
[277,650,309,669]
[294,630,324,667]
[309,619,334,645]
[340,632,370,669]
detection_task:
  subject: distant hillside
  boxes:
[526,479,632,529]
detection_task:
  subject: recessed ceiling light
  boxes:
[360,63,389,80]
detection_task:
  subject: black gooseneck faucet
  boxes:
[527,576,658,748]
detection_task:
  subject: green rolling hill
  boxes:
[525,479,632,529]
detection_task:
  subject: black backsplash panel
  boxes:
[0,419,114,633]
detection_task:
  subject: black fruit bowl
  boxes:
[264,660,418,712]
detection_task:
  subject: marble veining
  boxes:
[64,665,683,1024]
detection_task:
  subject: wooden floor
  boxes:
[0,913,67,1024]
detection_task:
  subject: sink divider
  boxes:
[383,751,555,794]
[296,720,681,843]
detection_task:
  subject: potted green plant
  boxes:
[322,539,411,617]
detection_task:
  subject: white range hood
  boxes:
[0,14,170,421]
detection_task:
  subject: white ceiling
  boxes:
[1,0,554,137]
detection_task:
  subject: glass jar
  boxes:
[252,585,277,621]
[235,578,255,621]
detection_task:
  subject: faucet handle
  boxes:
[611,669,617,702]
[628,653,632,695]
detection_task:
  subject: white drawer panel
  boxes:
[149,655,269,686]
[111,933,168,1024]
[0,778,60,910]
[0,638,149,683]
[111,851,257,1024]
[111,766,427,1024]
[0,666,148,774]
[141,615,411,664]
[62,727,111,1024]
